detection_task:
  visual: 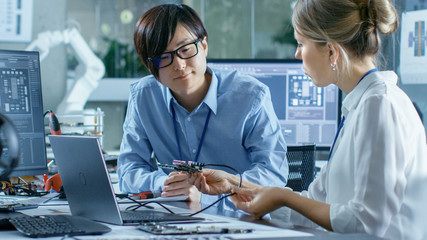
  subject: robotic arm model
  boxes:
[26,28,105,114]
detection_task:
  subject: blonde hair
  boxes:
[292,0,398,75]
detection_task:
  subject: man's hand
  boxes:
[188,169,234,195]
[162,171,201,202]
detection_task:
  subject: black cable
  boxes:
[125,163,243,217]
[125,192,238,217]
[188,192,236,217]
[184,163,242,216]
[125,201,175,214]
[43,110,53,117]
[115,194,154,210]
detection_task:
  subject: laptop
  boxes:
[49,135,204,225]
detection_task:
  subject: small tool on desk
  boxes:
[132,191,161,200]
[45,110,61,135]
[43,110,64,194]
[43,173,62,193]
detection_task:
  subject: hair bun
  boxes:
[371,0,398,35]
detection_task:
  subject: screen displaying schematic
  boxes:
[208,59,340,149]
[0,49,47,177]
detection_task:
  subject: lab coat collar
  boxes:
[341,71,398,117]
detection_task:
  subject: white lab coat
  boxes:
[272,71,427,240]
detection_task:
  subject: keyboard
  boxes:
[0,193,59,212]
[9,215,111,238]
[0,193,59,205]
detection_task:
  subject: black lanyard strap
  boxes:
[171,103,211,162]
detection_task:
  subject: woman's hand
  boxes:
[232,186,333,230]
[230,186,290,219]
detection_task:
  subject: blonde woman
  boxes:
[189,0,427,239]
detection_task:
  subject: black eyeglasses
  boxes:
[148,39,201,69]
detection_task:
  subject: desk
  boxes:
[1,199,383,240]
[167,201,384,240]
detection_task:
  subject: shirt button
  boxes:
[187,117,191,121]
[192,149,197,153]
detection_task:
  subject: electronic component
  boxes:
[138,222,253,235]
[158,160,205,173]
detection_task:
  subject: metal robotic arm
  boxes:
[26,28,105,114]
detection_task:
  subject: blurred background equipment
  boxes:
[26,28,106,148]
[25,28,105,115]
[0,113,20,180]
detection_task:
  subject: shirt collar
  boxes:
[341,71,398,117]
[165,67,218,114]
[203,67,218,114]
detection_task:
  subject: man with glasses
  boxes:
[117,3,288,208]
[147,39,202,69]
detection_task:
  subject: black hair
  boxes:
[134,4,208,78]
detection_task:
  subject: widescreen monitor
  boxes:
[207,59,340,149]
[0,49,48,178]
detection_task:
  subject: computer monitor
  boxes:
[0,49,48,177]
[207,59,341,149]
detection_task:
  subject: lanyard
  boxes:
[360,68,378,82]
[171,103,211,162]
[328,116,345,161]
[328,68,378,161]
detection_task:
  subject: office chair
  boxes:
[285,144,316,192]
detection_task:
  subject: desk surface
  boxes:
[0,198,383,240]
[168,201,384,240]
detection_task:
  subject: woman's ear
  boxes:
[327,42,339,66]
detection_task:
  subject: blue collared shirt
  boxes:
[118,67,288,206]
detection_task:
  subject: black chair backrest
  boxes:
[285,144,316,192]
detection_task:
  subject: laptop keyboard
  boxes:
[122,211,166,221]
[121,210,204,222]
[9,215,111,238]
